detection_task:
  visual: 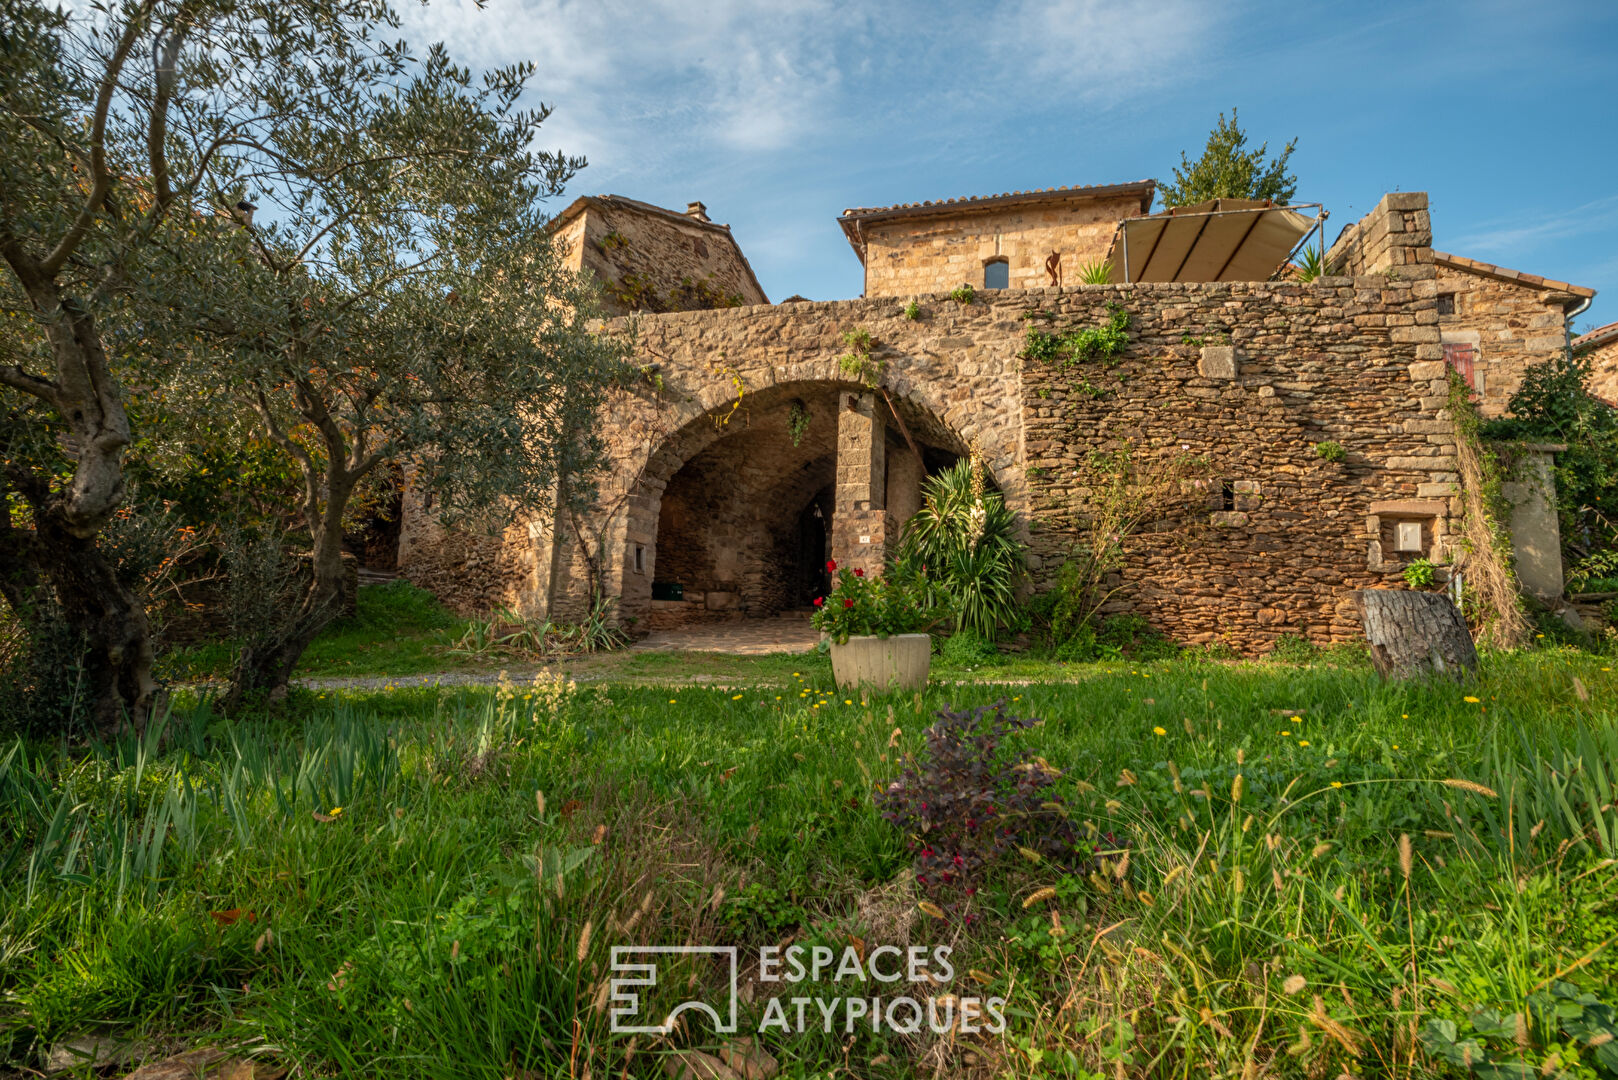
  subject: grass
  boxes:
[3,649,1617,1078]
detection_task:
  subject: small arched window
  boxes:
[983,259,1009,290]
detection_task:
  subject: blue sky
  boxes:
[404,0,1618,330]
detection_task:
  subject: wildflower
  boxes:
[826,559,837,572]
[732,694,743,700]
[1153,726,1167,736]
[1298,741,1310,747]
[1330,781,1342,788]
[813,597,824,607]
[1463,695,1481,703]
[330,807,344,817]
[669,699,677,705]
[844,699,852,705]
[843,598,854,609]
[853,567,865,578]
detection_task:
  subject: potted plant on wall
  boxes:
[812,560,938,691]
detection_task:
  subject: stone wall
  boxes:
[1020,275,1455,651]
[1326,192,1434,277]
[1434,263,1572,417]
[1575,324,1618,403]
[400,273,1469,652]
[856,193,1144,298]
[552,196,768,316]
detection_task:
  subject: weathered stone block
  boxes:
[1199,345,1238,380]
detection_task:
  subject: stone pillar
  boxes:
[1502,445,1564,602]
[885,438,924,549]
[831,391,887,577]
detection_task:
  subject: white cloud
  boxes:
[1448,194,1618,258]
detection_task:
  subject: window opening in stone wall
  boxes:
[1436,293,1455,316]
[1218,480,1234,512]
[634,544,645,573]
[984,259,1009,290]
[1444,343,1479,391]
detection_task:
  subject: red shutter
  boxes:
[1443,343,1478,390]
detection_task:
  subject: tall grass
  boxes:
[0,653,1614,1077]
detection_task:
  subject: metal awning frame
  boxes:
[1117,202,1327,284]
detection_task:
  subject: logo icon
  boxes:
[609,946,739,1035]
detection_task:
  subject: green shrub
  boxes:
[938,628,998,665]
[1403,558,1437,589]
[948,284,975,305]
[1314,440,1346,462]
[893,458,1024,636]
[1053,614,1175,661]
[1268,632,1319,663]
[902,300,921,320]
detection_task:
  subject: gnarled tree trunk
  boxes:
[1354,588,1478,681]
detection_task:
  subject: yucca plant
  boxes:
[1076,258,1114,285]
[1291,246,1326,282]
[894,458,1024,636]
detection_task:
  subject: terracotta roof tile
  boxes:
[1433,250,1596,300]
[839,180,1156,220]
[1574,320,1618,354]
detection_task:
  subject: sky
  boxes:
[398,0,1618,330]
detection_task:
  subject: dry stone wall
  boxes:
[1021,274,1454,650]
[402,272,1461,653]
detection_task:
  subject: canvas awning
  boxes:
[1105,199,1324,283]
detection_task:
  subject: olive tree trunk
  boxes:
[1353,588,1478,681]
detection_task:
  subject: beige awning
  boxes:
[1106,199,1323,283]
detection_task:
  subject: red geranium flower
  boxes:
[826,559,837,572]
[853,568,865,578]
[813,596,824,607]
[843,597,854,609]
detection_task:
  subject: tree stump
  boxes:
[1353,589,1479,681]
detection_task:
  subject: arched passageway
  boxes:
[622,380,963,630]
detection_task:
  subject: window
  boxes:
[1444,343,1480,391]
[1436,293,1455,316]
[633,544,646,574]
[983,259,1009,290]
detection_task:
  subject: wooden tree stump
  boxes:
[1354,589,1479,681]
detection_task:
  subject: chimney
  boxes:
[685,201,709,222]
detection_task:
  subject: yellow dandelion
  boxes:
[1153,726,1167,736]
[1298,741,1310,747]
[1290,715,1301,722]
[844,699,853,705]
[1330,781,1342,788]
[732,694,743,700]
[669,699,677,704]
[1463,696,1481,703]
[329,807,344,817]
[1402,714,1408,718]
[1281,731,1291,736]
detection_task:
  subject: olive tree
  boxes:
[1,0,622,728]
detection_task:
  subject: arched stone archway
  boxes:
[610,378,972,628]
[528,300,1029,629]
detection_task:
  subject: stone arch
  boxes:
[613,376,977,628]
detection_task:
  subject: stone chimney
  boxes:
[685,201,710,222]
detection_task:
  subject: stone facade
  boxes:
[551,195,768,316]
[838,182,1154,299]
[398,187,1595,652]
[1575,321,1618,403]
[1326,192,1434,277]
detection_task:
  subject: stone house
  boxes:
[837,181,1155,297]
[549,194,768,315]
[1575,320,1618,403]
[398,186,1595,651]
